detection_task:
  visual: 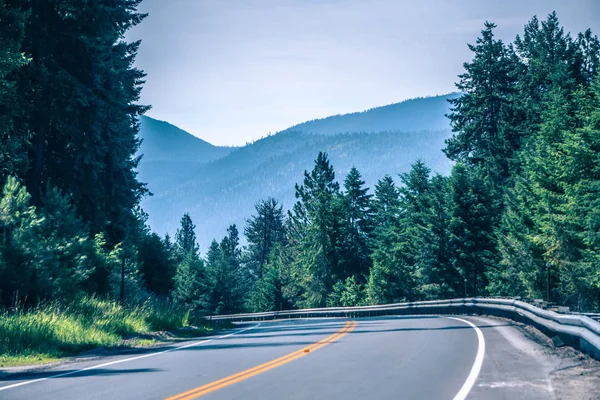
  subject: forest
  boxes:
[0,1,599,358]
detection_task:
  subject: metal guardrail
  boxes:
[207,298,600,360]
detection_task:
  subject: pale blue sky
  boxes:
[128,0,600,146]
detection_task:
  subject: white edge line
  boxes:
[448,317,486,400]
[0,324,260,392]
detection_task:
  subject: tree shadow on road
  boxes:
[0,367,162,383]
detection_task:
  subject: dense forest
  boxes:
[140,127,454,248]
[1,5,599,320]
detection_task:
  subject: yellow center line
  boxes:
[165,320,357,400]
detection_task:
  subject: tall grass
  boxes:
[0,297,192,361]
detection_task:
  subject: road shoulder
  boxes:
[467,315,600,400]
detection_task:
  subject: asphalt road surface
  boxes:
[0,315,558,399]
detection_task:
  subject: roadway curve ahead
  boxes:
[0,316,557,399]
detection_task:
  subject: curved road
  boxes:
[0,316,556,399]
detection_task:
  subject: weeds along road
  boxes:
[0,316,564,399]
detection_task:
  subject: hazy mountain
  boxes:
[136,116,235,194]
[137,95,456,250]
[138,116,233,162]
[284,93,460,135]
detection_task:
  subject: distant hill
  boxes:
[137,95,456,250]
[284,93,460,135]
[138,116,233,163]
[136,116,235,195]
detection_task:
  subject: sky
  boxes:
[127,0,600,146]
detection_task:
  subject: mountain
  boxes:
[136,116,235,195]
[137,95,457,250]
[284,93,460,135]
[138,116,234,163]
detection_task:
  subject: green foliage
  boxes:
[444,21,519,184]
[0,296,191,360]
[448,164,498,297]
[205,226,248,315]
[10,0,148,245]
[287,152,343,307]
[0,1,28,184]
[327,276,366,307]
[175,213,199,256]
[337,167,373,281]
[173,251,206,310]
[245,198,285,279]
[246,244,293,312]
[1,5,600,367]
[137,232,176,297]
[172,213,206,311]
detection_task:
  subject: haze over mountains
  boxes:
[137,93,458,250]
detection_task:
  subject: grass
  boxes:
[0,297,218,367]
[0,353,60,368]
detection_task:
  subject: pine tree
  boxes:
[367,175,401,304]
[327,275,366,307]
[574,29,600,86]
[338,167,373,282]
[419,174,459,299]
[14,0,149,245]
[288,152,342,307]
[206,225,247,314]
[244,197,285,279]
[173,251,206,310]
[495,79,600,309]
[172,213,205,309]
[246,243,293,312]
[395,160,431,300]
[511,12,580,145]
[444,21,520,185]
[0,1,28,184]
[448,164,498,297]
[175,213,199,256]
[138,232,176,297]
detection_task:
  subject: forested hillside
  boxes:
[283,93,460,135]
[141,129,453,247]
[0,4,599,362]
[137,94,461,247]
[149,12,599,315]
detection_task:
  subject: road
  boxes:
[0,315,558,399]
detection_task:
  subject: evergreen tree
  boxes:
[288,152,342,307]
[494,80,600,309]
[172,213,205,309]
[367,175,401,304]
[338,167,373,282]
[138,232,176,297]
[246,244,293,312]
[14,0,148,245]
[206,225,247,314]
[244,197,285,279]
[173,251,206,311]
[444,21,520,185]
[511,12,580,144]
[175,213,199,256]
[448,164,498,297]
[419,174,459,299]
[395,160,431,300]
[574,29,600,86]
[0,1,28,184]
[327,275,366,307]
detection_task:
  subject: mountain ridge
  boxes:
[137,94,457,249]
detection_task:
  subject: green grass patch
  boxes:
[0,353,60,368]
[0,297,209,367]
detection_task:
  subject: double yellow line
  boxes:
[166,320,357,400]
